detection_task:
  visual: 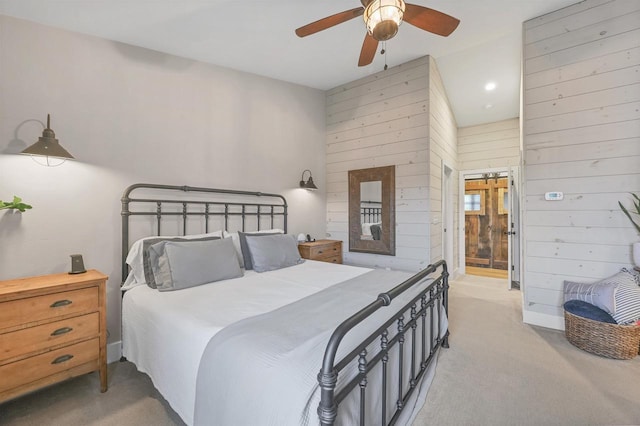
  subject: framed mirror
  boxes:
[348,165,395,255]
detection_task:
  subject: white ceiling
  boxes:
[0,0,579,127]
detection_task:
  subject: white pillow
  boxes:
[125,230,223,284]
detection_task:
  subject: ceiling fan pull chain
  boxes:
[383,41,388,70]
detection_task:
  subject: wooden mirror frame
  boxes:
[348,165,395,256]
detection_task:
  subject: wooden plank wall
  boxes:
[458,118,520,171]
[325,57,432,271]
[522,0,640,329]
[428,58,459,267]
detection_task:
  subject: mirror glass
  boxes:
[360,181,382,240]
[348,166,395,255]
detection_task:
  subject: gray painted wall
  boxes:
[0,16,327,347]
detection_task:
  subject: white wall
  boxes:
[458,118,520,171]
[0,16,326,348]
[522,0,640,329]
[325,56,458,272]
[325,57,430,271]
[427,58,459,268]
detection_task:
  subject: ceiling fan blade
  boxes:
[358,33,379,67]
[295,7,365,37]
[403,4,460,37]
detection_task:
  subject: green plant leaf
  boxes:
[0,196,32,212]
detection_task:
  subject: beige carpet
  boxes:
[415,274,640,426]
[1,274,639,425]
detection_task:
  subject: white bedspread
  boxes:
[122,261,371,425]
[194,269,446,426]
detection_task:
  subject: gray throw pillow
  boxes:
[245,233,304,273]
[142,236,220,288]
[238,230,283,270]
[608,268,640,325]
[563,280,618,315]
[149,238,243,292]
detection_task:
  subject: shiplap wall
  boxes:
[427,59,459,268]
[458,118,520,171]
[325,57,427,271]
[522,0,640,329]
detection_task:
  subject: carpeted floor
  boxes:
[415,274,640,426]
[1,274,639,425]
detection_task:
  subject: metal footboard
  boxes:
[318,260,449,425]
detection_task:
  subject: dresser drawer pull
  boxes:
[51,327,74,336]
[50,299,73,308]
[51,354,74,364]
[318,250,323,254]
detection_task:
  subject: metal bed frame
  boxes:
[121,183,449,426]
[121,183,287,283]
[361,200,382,223]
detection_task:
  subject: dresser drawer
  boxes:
[0,287,98,331]
[308,243,341,259]
[0,312,99,364]
[0,338,99,393]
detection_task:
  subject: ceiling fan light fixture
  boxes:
[364,0,405,41]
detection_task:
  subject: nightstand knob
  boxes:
[50,299,72,308]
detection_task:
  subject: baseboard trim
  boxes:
[107,341,122,364]
[523,309,564,331]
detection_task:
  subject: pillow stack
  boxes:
[123,228,305,291]
[563,268,640,325]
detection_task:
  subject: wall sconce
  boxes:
[21,114,74,166]
[299,169,318,190]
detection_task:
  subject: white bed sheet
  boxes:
[122,260,371,426]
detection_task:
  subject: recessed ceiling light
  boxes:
[484,82,497,91]
[484,103,493,109]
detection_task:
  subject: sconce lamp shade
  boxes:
[300,169,318,190]
[21,114,74,160]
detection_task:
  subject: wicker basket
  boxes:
[564,310,640,360]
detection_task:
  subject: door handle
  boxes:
[504,231,516,236]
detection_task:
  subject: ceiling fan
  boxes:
[295,0,460,67]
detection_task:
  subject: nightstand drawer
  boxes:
[0,287,98,331]
[308,243,341,259]
[321,255,343,264]
[0,338,99,393]
[0,312,99,364]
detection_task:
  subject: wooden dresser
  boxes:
[298,239,343,264]
[0,269,108,402]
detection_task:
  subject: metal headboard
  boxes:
[121,183,287,283]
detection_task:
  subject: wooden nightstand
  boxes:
[298,239,343,264]
[0,269,108,402]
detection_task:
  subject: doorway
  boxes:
[458,167,521,289]
[464,174,508,278]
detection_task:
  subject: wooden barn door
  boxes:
[464,177,508,270]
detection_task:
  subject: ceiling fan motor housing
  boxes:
[373,20,399,40]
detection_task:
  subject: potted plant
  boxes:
[619,193,640,267]
[0,196,32,212]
